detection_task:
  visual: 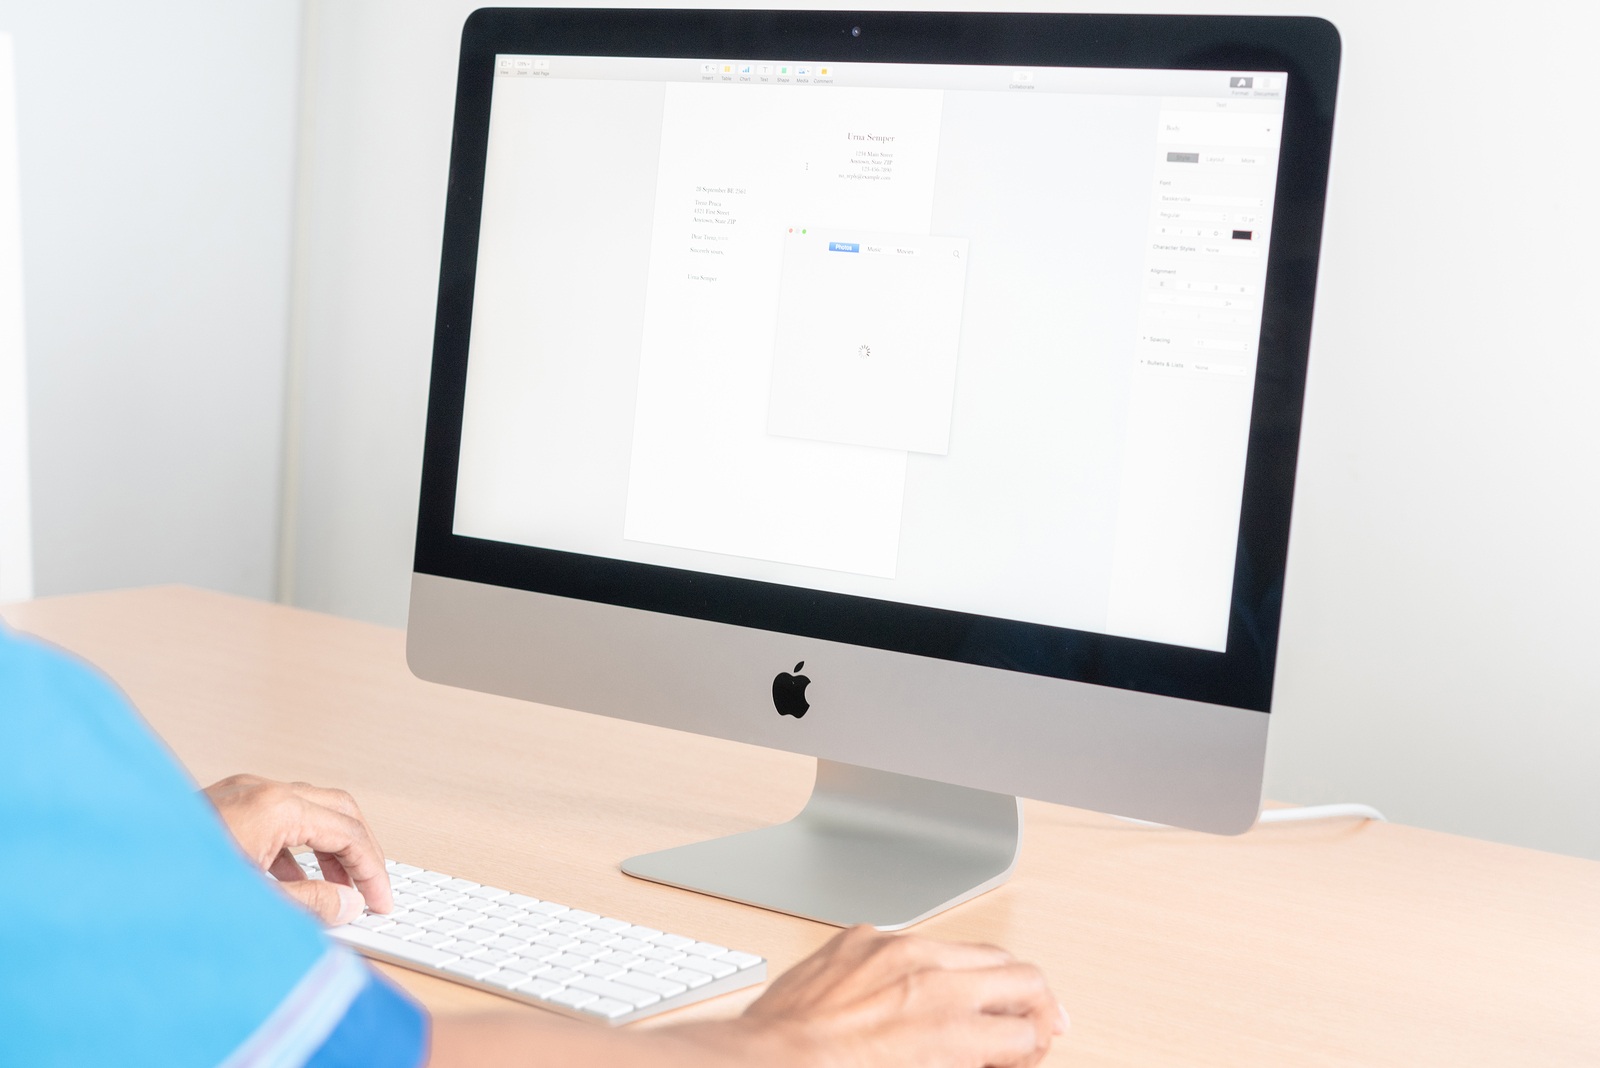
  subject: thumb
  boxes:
[279,878,366,926]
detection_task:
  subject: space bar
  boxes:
[330,924,460,968]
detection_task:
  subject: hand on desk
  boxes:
[746,923,1066,1067]
[203,773,393,925]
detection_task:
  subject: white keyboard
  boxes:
[300,855,767,1025]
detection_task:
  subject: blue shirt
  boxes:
[0,623,427,1068]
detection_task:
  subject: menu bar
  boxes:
[494,54,1286,101]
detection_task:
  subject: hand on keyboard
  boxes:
[203,774,392,924]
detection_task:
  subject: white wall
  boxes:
[284,0,1597,861]
[0,34,29,601]
[0,0,301,601]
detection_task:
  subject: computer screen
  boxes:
[452,58,1285,654]
[411,10,1338,927]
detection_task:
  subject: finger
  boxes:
[268,847,306,883]
[285,797,393,913]
[946,962,1059,1036]
[289,783,387,866]
[960,1010,1049,1068]
[279,877,367,926]
[313,850,352,888]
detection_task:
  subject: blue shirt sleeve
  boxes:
[0,624,428,1068]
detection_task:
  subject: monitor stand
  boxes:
[621,759,1022,930]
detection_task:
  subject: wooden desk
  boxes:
[5,587,1597,1065]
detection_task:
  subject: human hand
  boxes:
[202,773,392,926]
[744,924,1067,1068]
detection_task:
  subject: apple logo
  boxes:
[772,661,811,719]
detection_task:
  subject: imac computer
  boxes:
[408,9,1340,929]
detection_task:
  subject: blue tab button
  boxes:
[828,241,860,252]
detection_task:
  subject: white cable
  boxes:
[1112,802,1388,829]
[1256,803,1387,824]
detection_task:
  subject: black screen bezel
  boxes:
[414,9,1340,714]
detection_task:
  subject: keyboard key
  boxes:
[621,926,662,940]
[412,930,455,948]
[502,893,540,908]
[438,940,485,958]
[455,926,501,945]
[441,877,479,892]
[573,928,618,947]
[508,923,552,940]
[516,943,563,964]
[518,940,563,965]
[596,951,643,968]
[639,945,684,963]
[568,942,610,960]
[547,988,598,1010]
[660,966,714,989]
[411,870,451,885]
[483,967,535,990]
[352,913,394,931]
[540,966,581,984]
[719,950,763,970]
[424,889,472,906]
[565,910,600,924]
[684,941,727,958]
[472,916,517,933]
[631,958,675,976]
[589,917,632,933]
[466,886,509,902]
[474,948,516,966]
[578,961,626,979]
[688,956,738,979]
[414,901,456,917]
[613,971,689,998]
[385,923,426,940]
[521,977,564,999]
[533,933,579,951]
[421,918,466,935]
[570,975,660,1008]
[389,862,422,876]
[550,952,591,970]
[331,924,460,968]
[442,959,500,981]
[582,996,634,1020]
[451,909,490,927]
[489,935,529,952]
[486,905,525,921]
[611,936,648,953]
[526,901,568,917]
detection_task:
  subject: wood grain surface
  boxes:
[5,587,1597,1065]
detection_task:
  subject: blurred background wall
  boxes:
[0,0,300,600]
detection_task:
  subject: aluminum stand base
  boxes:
[622,760,1023,930]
